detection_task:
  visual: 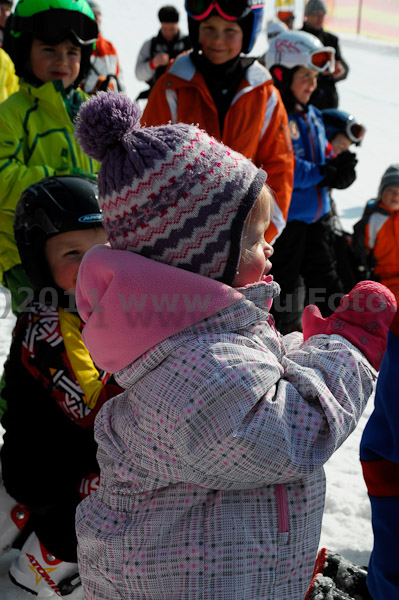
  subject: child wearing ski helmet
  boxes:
[141,0,294,244]
[0,175,122,597]
[322,108,366,155]
[352,164,399,304]
[71,91,396,600]
[265,30,358,334]
[0,0,99,315]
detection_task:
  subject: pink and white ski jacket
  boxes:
[75,244,375,600]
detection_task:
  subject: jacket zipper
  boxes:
[275,484,289,533]
[304,112,323,222]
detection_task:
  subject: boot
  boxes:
[0,478,30,556]
[308,573,355,599]
[323,551,373,599]
[9,531,81,597]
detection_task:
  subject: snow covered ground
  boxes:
[0,1,398,596]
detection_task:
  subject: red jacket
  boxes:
[142,53,294,243]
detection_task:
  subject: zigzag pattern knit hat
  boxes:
[75,92,267,286]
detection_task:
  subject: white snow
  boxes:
[0,1,398,596]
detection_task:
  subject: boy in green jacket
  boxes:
[0,0,99,314]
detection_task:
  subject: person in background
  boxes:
[360,306,399,600]
[267,16,288,41]
[0,45,17,101]
[301,0,349,109]
[142,0,294,244]
[0,0,99,316]
[0,175,121,598]
[258,18,288,68]
[80,0,125,94]
[71,90,396,600]
[135,5,191,100]
[0,0,12,46]
[265,30,357,333]
[277,9,295,29]
[352,164,399,304]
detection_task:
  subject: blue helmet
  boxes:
[322,109,366,146]
[185,0,265,54]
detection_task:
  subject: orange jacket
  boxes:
[363,201,399,301]
[141,53,294,242]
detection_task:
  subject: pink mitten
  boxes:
[302,281,397,370]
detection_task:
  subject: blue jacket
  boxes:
[287,104,331,224]
[360,330,399,599]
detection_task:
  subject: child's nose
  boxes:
[54,51,67,64]
[265,243,274,257]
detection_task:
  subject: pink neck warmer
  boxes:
[76,244,243,372]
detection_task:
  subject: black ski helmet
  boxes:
[185,0,265,55]
[3,0,98,85]
[14,175,102,294]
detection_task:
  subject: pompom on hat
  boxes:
[75,92,267,286]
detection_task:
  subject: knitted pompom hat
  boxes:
[75,92,267,286]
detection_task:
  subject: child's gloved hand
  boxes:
[302,281,397,370]
[319,150,358,189]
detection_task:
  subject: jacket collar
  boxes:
[77,244,280,376]
[19,79,84,120]
[115,275,281,388]
[168,51,271,90]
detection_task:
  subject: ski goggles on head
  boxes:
[346,120,366,145]
[10,9,98,47]
[185,0,265,22]
[309,48,335,72]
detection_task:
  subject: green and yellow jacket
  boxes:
[0,79,99,282]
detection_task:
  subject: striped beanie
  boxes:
[75,92,267,286]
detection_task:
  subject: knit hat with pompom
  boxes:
[75,92,267,286]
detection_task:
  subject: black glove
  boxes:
[319,150,358,190]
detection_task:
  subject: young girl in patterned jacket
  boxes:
[74,91,396,600]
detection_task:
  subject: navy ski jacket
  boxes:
[288,104,332,224]
[360,328,399,599]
